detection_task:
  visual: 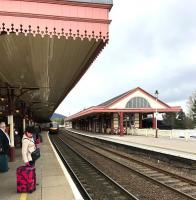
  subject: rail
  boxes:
[64,131,196,199]
[50,134,139,200]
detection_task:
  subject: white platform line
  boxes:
[47,132,83,200]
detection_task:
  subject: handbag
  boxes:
[31,148,40,162]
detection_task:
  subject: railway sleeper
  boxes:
[189,191,196,197]
[140,171,159,175]
[171,182,190,188]
[162,179,182,184]
[116,196,128,200]
[180,185,196,192]
[157,177,178,182]
[102,182,111,186]
[149,174,169,178]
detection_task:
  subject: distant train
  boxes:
[49,121,59,134]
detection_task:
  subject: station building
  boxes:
[65,87,182,136]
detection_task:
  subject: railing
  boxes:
[67,0,113,4]
[127,128,196,141]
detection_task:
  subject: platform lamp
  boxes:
[155,90,159,138]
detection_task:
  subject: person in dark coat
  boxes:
[0,122,10,172]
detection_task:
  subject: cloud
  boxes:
[55,0,196,115]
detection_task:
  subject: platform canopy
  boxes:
[0,0,112,122]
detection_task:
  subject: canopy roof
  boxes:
[0,0,112,122]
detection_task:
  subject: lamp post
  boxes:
[155,90,159,138]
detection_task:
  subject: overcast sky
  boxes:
[55,0,196,116]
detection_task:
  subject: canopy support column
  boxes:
[21,102,26,133]
[120,112,124,136]
[23,118,26,133]
[7,88,15,162]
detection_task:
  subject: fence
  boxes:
[127,128,196,141]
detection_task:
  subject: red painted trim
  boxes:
[106,87,170,108]
[135,87,171,108]
[0,11,111,24]
[152,115,156,129]
[119,112,124,136]
[11,0,113,10]
[65,106,182,121]
[139,113,142,128]
[65,88,182,121]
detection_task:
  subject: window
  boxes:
[126,97,151,108]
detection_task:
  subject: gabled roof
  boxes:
[98,90,133,107]
[98,87,170,108]
[65,87,182,121]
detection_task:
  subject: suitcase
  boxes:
[0,154,8,172]
[16,166,36,193]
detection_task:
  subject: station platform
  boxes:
[0,132,82,200]
[68,129,196,161]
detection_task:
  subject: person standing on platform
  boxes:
[22,127,36,167]
[5,124,11,160]
[0,122,10,172]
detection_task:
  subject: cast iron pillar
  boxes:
[120,112,124,136]
[7,88,15,162]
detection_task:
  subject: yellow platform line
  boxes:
[20,193,27,200]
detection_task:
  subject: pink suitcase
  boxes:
[16,166,36,193]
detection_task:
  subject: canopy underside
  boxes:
[0,33,106,122]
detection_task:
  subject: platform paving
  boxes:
[0,132,80,200]
[69,129,196,161]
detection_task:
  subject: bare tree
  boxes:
[186,90,196,119]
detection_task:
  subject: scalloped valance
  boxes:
[0,21,109,41]
[0,0,111,41]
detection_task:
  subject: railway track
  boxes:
[62,131,196,200]
[50,134,139,200]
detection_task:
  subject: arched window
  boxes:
[126,97,151,108]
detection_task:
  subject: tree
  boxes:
[162,113,177,129]
[187,91,196,119]
[192,99,196,128]
[60,118,64,125]
[175,111,186,129]
[186,91,196,129]
[162,111,188,129]
[185,116,195,129]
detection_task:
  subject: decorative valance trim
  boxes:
[0,22,109,42]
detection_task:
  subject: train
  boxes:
[49,121,59,134]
